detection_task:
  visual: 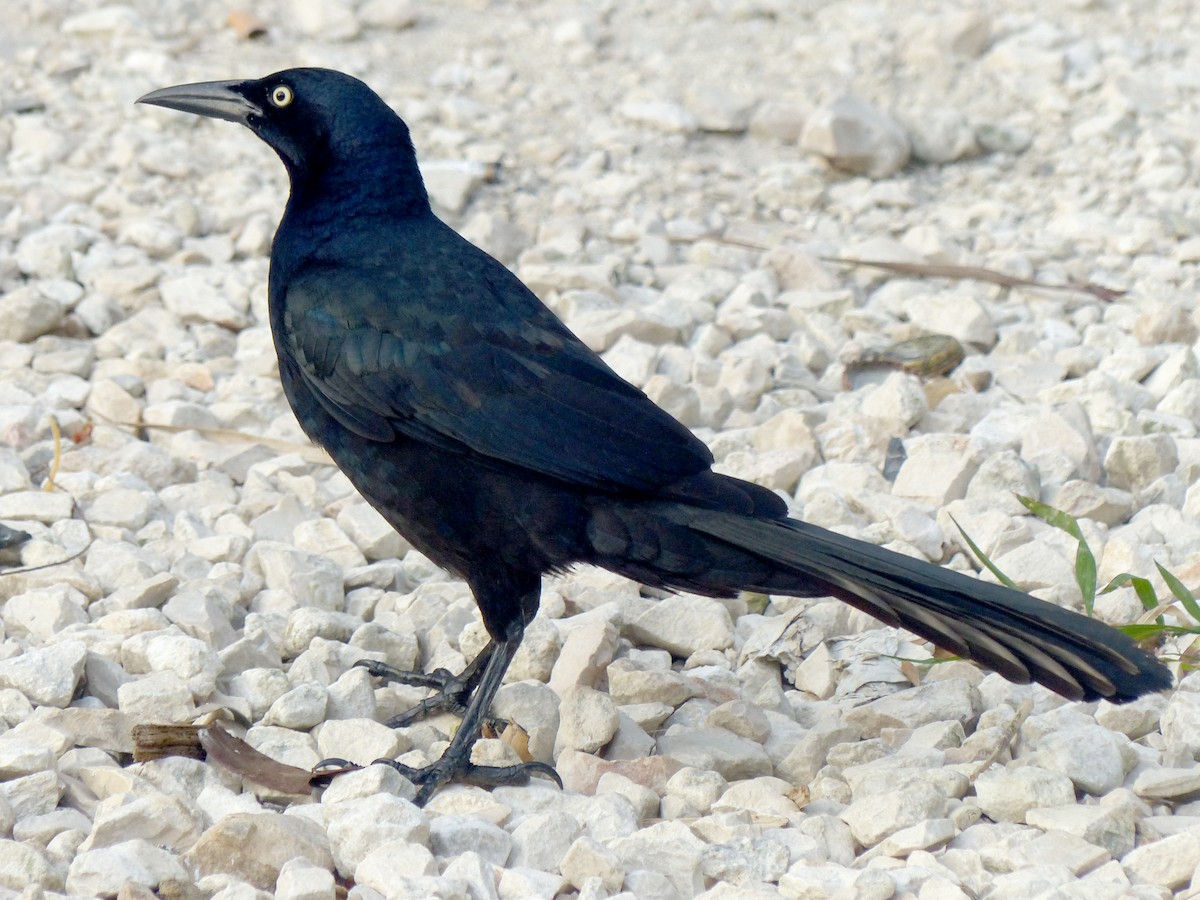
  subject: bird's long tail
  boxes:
[649,508,1171,703]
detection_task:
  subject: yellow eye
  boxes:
[270,85,293,108]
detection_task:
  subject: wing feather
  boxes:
[280,261,712,492]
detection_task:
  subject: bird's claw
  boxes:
[312,751,561,804]
[357,657,508,731]
[309,758,363,786]
[355,659,475,726]
[368,755,562,806]
[355,659,457,691]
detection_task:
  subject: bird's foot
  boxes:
[312,752,562,806]
[391,753,562,806]
[357,657,504,730]
[334,632,554,805]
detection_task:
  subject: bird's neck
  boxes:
[272,158,436,282]
[287,147,431,225]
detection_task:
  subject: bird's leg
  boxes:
[358,642,496,728]
[370,621,560,805]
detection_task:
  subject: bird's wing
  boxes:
[279,263,713,492]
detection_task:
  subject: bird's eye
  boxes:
[269,85,294,108]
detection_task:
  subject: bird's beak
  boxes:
[136,80,262,125]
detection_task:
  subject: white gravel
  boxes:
[2,0,1200,896]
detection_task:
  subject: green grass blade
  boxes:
[1117,622,1200,641]
[1102,573,1163,624]
[949,514,1019,591]
[1076,549,1097,616]
[1016,495,1096,614]
[1156,562,1200,624]
[1017,495,1084,539]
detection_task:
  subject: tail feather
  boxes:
[683,510,1171,703]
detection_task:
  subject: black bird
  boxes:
[138,69,1171,803]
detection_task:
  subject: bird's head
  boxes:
[138,68,426,207]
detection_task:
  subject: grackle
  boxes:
[139,69,1171,804]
